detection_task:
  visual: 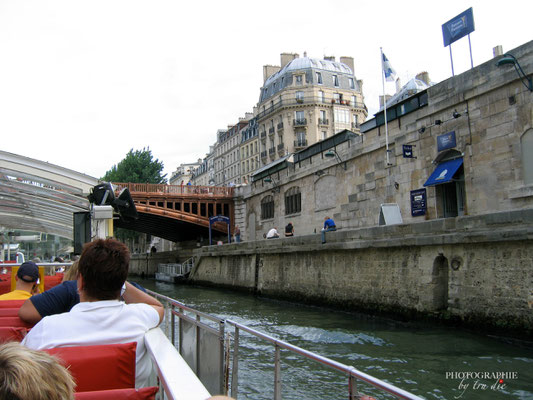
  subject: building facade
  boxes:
[168,160,202,185]
[255,52,368,167]
[239,41,533,240]
[239,117,259,185]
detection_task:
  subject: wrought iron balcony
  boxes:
[268,147,275,155]
[293,139,308,149]
[260,131,266,139]
[277,122,284,130]
[318,118,329,125]
[268,127,275,135]
[293,118,307,127]
[260,150,267,158]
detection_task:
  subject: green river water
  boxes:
[133,278,533,400]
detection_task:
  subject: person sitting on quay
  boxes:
[266,227,280,239]
[234,225,241,243]
[321,216,337,244]
[0,261,40,301]
[0,342,76,400]
[285,222,294,237]
[22,238,164,388]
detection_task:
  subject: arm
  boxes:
[18,298,43,325]
[122,281,164,324]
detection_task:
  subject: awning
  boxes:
[424,158,463,187]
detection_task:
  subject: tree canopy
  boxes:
[102,147,167,184]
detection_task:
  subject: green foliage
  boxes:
[102,147,167,184]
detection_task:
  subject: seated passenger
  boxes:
[0,261,40,300]
[22,238,164,388]
[0,341,75,400]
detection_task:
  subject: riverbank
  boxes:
[184,209,533,340]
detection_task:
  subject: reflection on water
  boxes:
[134,279,533,400]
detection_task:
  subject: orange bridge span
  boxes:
[112,183,235,242]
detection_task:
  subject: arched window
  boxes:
[521,129,533,185]
[284,187,301,215]
[261,195,274,220]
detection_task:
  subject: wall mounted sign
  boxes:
[410,189,427,217]
[403,144,415,158]
[437,131,456,152]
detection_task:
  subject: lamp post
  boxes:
[497,53,533,92]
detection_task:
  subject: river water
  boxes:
[133,278,533,400]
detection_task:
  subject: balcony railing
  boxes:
[318,118,329,125]
[351,122,360,130]
[268,127,275,134]
[277,143,285,151]
[256,97,367,120]
[260,151,267,158]
[294,139,308,148]
[268,147,275,155]
[293,118,307,127]
[260,131,266,139]
[277,122,284,130]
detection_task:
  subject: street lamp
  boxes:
[497,53,533,92]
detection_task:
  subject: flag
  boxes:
[382,52,396,82]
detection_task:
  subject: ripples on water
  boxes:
[135,279,533,400]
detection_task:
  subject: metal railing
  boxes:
[225,319,424,400]
[145,289,423,400]
[112,182,234,196]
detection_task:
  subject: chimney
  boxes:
[280,53,299,68]
[324,55,336,62]
[415,71,430,86]
[395,78,402,93]
[340,56,354,72]
[379,95,392,108]
[263,65,281,82]
[493,45,503,57]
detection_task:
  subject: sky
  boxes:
[0,0,531,181]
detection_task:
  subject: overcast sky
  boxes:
[0,0,531,180]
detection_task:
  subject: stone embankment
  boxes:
[186,209,533,339]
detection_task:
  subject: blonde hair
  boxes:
[0,342,75,400]
[62,260,79,282]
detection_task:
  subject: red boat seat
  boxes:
[0,308,21,317]
[44,342,137,392]
[74,387,158,400]
[0,316,33,328]
[0,299,25,309]
[0,326,29,342]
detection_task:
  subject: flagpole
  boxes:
[381,47,391,166]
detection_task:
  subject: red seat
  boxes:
[44,342,137,392]
[0,326,29,342]
[0,316,33,328]
[0,300,25,309]
[0,308,20,317]
[74,387,158,400]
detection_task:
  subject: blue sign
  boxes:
[442,8,475,47]
[411,189,427,217]
[437,131,456,152]
[403,145,414,158]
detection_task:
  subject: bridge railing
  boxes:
[112,182,235,196]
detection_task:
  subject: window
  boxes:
[261,195,274,219]
[316,72,323,84]
[522,129,533,185]
[351,95,356,106]
[320,110,326,120]
[349,78,355,89]
[333,75,339,87]
[334,108,350,124]
[321,131,327,140]
[296,91,304,102]
[319,90,325,103]
[333,93,340,103]
[295,75,303,85]
[295,110,305,123]
[285,187,301,215]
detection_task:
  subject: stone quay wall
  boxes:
[188,209,533,338]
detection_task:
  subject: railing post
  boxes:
[219,320,225,395]
[274,344,281,400]
[231,327,239,399]
[348,372,358,400]
[196,314,201,375]
[171,304,176,346]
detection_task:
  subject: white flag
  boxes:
[382,52,396,82]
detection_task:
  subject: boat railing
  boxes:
[147,290,225,396]
[147,289,424,400]
[225,319,424,400]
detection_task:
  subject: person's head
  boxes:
[17,262,39,285]
[78,238,130,301]
[0,342,75,400]
[62,260,79,282]
[325,216,329,220]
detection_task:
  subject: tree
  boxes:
[101,147,167,244]
[102,147,167,184]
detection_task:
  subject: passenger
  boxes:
[285,222,294,237]
[62,260,79,282]
[234,225,241,243]
[266,227,280,239]
[0,341,75,400]
[22,238,164,388]
[321,216,337,244]
[0,261,40,300]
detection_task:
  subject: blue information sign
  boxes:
[442,8,475,47]
[410,189,427,217]
[403,145,414,158]
[437,131,456,152]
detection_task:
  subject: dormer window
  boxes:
[333,75,339,87]
[316,72,323,84]
[349,78,355,89]
[296,75,303,85]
